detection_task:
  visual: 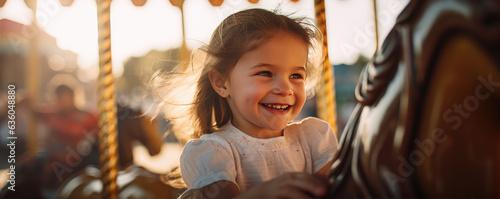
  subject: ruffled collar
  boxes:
[216,122,297,151]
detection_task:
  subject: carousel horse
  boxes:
[326,0,500,198]
[56,105,179,199]
[116,105,162,168]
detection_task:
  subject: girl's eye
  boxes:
[256,71,272,77]
[290,73,304,79]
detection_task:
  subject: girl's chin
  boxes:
[264,118,291,131]
[264,126,286,133]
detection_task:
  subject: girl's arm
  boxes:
[184,173,327,199]
[182,181,241,199]
[237,173,327,199]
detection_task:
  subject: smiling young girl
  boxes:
[153,8,338,199]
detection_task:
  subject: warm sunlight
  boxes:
[36,0,184,78]
[1,1,495,198]
[1,0,408,81]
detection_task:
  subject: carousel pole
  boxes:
[180,3,190,70]
[95,0,119,198]
[372,0,379,51]
[169,0,189,70]
[315,0,338,135]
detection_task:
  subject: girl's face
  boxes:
[224,31,308,138]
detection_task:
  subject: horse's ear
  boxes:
[415,34,500,197]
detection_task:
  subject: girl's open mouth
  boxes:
[260,103,291,111]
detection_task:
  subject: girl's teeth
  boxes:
[263,104,289,110]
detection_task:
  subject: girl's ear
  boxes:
[208,70,229,98]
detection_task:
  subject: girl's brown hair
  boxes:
[151,8,323,143]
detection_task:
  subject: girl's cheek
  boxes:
[246,86,264,96]
[293,84,306,93]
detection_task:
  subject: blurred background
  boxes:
[0,0,409,198]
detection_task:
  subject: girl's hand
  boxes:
[237,173,328,199]
[181,173,327,199]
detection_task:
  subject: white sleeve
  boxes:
[179,137,238,190]
[302,117,338,173]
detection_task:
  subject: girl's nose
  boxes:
[272,79,293,96]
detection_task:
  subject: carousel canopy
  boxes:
[0,0,300,8]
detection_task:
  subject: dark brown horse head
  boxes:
[117,105,163,168]
[327,0,500,198]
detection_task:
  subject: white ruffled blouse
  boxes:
[179,117,338,192]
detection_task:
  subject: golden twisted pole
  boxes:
[96,0,119,198]
[372,0,379,51]
[315,0,338,135]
